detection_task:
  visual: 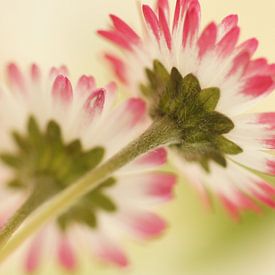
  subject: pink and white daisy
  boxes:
[0,63,176,272]
[99,0,275,218]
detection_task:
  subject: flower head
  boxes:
[0,64,176,271]
[99,0,275,217]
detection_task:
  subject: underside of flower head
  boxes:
[0,63,176,271]
[98,0,275,216]
[141,60,243,171]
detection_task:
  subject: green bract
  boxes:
[141,61,243,171]
[1,117,116,230]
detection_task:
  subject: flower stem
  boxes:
[0,116,181,262]
[0,177,57,249]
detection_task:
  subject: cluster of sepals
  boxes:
[141,61,243,172]
[1,116,117,230]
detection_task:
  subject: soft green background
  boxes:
[0,0,275,274]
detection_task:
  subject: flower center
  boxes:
[140,60,243,171]
[0,117,117,230]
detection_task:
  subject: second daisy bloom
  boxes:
[99,0,275,216]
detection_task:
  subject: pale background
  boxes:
[0,1,275,275]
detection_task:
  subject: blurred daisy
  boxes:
[99,0,275,217]
[0,64,176,272]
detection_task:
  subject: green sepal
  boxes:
[89,177,117,212]
[140,83,152,98]
[28,116,43,147]
[7,179,24,189]
[153,60,170,86]
[89,192,117,212]
[145,68,158,90]
[80,147,105,171]
[143,61,169,98]
[200,159,210,173]
[0,154,22,168]
[46,120,63,151]
[158,67,183,116]
[217,136,243,155]
[66,140,82,156]
[199,87,220,111]
[57,178,116,230]
[206,112,234,134]
[181,73,201,97]
[211,152,227,167]
[12,131,29,153]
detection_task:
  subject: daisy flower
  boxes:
[0,63,176,272]
[98,0,275,217]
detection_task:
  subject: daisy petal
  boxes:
[159,7,172,49]
[216,26,240,57]
[24,234,44,273]
[230,150,275,176]
[84,89,105,117]
[113,172,176,203]
[197,22,217,57]
[7,63,27,94]
[97,30,132,50]
[157,0,169,12]
[76,75,96,96]
[226,113,275,150]
[218,14,238,38]
[182,1,200,47]
[30,64,41,84]
[110,15,140,44]
[94,238,128,267]
[134,147,167,167]
[104,54,128,84]
[142,5,161,42]
[123,212,166,239]
[237,38,259,56]
[228,52,250,77]
[172,0,182,31]
[242,75,273,97]
[49,66,69,80]
[57,237,77,271]
[52,75,73,104]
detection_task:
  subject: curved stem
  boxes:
[0,117,180,262]
[0,178,56,248]
[0,193,38,248]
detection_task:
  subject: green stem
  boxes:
[0,177,56,248]
[0,117,181,262]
